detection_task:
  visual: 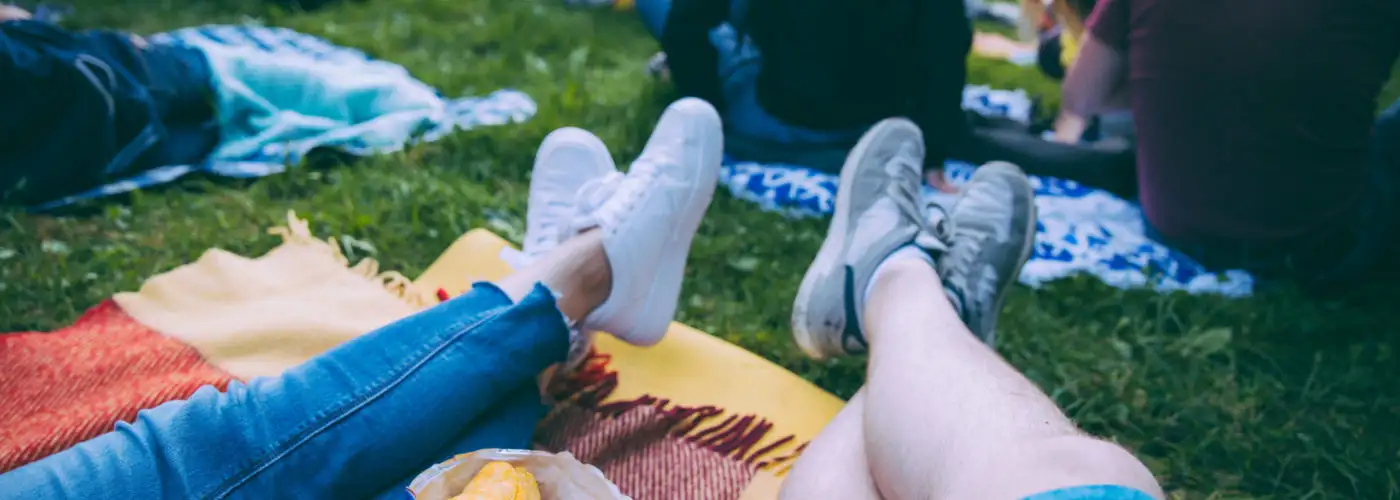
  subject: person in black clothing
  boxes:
[637,0,971,186]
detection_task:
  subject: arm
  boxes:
[0,4,31,21]
[1052,34,1127,142]
[1052,0,1129,143]
[659,0,728,107]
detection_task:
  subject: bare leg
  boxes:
[786,123,1162,499]
[499,230,611,323]
[864,259,1160,499]
[780,390,881,500]
[787,260,1162,499]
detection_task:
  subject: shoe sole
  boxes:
[972,161,1039,346]
[616,98,723,346]
[791,119,922,359]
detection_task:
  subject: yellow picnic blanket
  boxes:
[113,213,842,499]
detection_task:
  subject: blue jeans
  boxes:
[0,283,569,500]
[636,0,866,172]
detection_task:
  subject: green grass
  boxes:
[3,0,1399,497]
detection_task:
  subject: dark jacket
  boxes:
[1,21,167,205]
[661,0,972,170]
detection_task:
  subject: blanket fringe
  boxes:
[436,281,810,472]
[547,349,807,472]
[267,211,429,309]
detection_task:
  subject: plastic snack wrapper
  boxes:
[406,449,630,500]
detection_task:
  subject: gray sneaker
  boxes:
[936,161,1038,345]
[791,118,948,360]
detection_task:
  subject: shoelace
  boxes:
[525,196,579,254]
[569,168,634,235]
[913,196,956,254]
[938,196,995,313]
[525,171,625,256]
[923,202,953,240]
[568,136,684,236]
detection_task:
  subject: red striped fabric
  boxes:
[0,301,233,473]
[537,404,755,500]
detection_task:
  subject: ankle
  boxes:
[539,231,612,321]
[574,244,612,313]
[863,247,937,305]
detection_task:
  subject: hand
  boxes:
[647,52,670,83]
[925,168,958,194]
[1051,112,1088,144]
[0,5,33,21]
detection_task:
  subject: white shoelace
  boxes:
[525,171,625,257]
[525,196,578,254]
[569,169,629,236]
[566,135,688,237]
[916,200,954,254]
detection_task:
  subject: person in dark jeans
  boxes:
[0,6,219,206]
[638,0,1138,196]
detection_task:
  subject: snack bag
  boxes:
[407,449,629,500]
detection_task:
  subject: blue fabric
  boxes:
[371,381,547,499]
[0,282,568,499]
[634,0,865,167]
[635,0,669,39]
[1369,98,1400,231]
[137,42,221,169]
[35,25,538,210]
[710,23,865,148]
[718,85,1255,296]
[1022,484,1156,500]
[0,21,166,203]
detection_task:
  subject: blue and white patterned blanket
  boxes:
[720,86,1254,296]
[37,25,537,210]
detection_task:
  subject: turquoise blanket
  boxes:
[39,25,537,209]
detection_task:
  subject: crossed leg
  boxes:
[781,118,1164,500]
[782,258,1162,499]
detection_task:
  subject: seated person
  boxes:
[0,6,219,205]
[636,0,970,189]
[639,0,1140,196]
[1055,0,1400,285]
[1029,0,1094,81]
[1025,0,1136,143]
[0,99,1165,500]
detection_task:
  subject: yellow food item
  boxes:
[452,462,541,500]
[513,467,541,500]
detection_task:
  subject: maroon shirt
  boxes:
[1088,0,1400,243]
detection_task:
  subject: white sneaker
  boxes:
[523,127,619,264]
[523,127,620,371]
[574,98,724,346]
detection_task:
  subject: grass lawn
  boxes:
[3,0,1399,497]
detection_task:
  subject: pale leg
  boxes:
[786,258,1164,500]
[779,390,880,500]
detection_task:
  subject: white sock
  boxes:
[863,245,935,305]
